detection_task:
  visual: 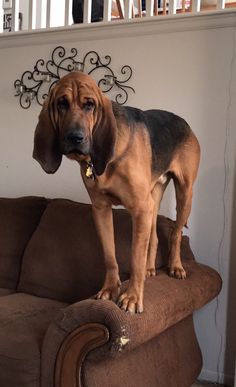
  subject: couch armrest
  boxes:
[41,260,221,387]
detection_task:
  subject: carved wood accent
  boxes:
[54,323,109,387]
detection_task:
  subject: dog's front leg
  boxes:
[118,198,154,313]
[92,204,121,301]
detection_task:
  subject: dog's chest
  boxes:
[82,167,123,206]
[95,183,123,206]
[102,190,122,206]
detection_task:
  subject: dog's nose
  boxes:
[65,131,84,145]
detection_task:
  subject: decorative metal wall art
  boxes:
[14,46,135,109]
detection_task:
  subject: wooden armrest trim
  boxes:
[54,323,109,387]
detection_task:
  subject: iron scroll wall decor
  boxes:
[14,46,135,109]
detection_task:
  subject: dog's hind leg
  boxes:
[146,200,159,278]
[169,133,200,279]
[146,179,170,277]
[169,178,193,278]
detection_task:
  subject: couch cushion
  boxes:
[0,293,67,387]
[18,200,106,303]
[0,197,47,289]
[18,199,194,303]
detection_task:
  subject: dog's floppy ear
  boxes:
[91,97,117,176]
[33,90,62,174]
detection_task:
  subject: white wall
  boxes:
[0,12,235,385]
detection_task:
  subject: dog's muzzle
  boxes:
[62,130,90,156]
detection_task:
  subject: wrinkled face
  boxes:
[33,71,117,176]
[52,73,102,161]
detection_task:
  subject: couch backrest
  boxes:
[0,197,48,289]
[17,198,194,303]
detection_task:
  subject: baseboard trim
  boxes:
[199,368,234,386]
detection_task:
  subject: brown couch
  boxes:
[0,196,221,387]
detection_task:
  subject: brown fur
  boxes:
[33,72,200,313]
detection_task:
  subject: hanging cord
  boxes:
[214,14,236,385]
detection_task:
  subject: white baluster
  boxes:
[168,0,177,14]
[65,0,73,26]
[12,0,20,31]
[146,0,154,16]
[39,0,47,28]
[46,0,51,28]
[103,0,112,22]
[0,0,3,33]
[116,0,124,18]
[191,0,201,13]
[124,0,132,20]
[29,0,37,30]
[217,0,225,9]
[83,0,92,23]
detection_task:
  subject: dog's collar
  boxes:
[85,160,95,180]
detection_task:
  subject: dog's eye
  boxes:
[57,97,69,111]
[83,99,95,112]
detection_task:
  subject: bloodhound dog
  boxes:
[33,71,200,313]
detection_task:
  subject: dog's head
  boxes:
[33,71,117,176]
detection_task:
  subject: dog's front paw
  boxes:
[96,280,121,302]
[169,265,186,279]
[117,288,144,314]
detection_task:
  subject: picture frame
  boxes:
[3,12,23,32]
[3,0,13,9]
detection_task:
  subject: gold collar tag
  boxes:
[85,161,95,180]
